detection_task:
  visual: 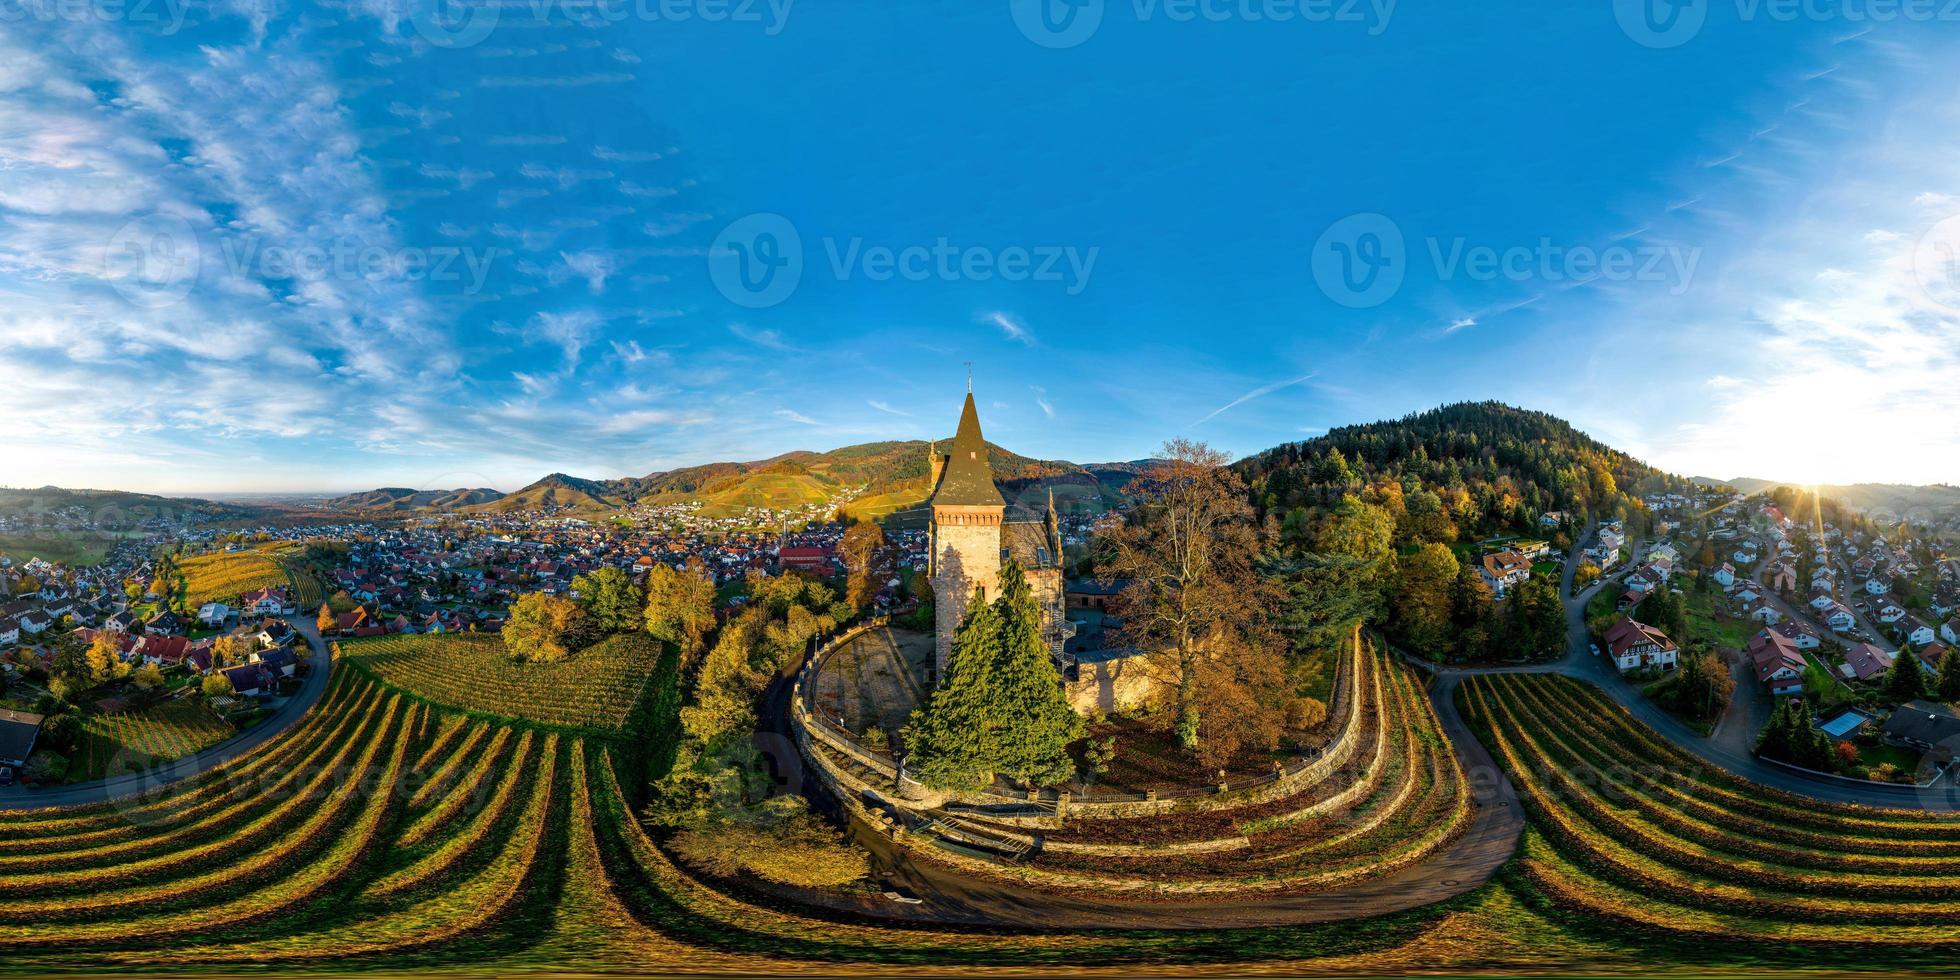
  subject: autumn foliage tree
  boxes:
[1102,440,1289,763]
[643,560,717,666]
[502,593,587,663]
[839,520,890,613]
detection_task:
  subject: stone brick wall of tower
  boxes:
[931,519,1001,676]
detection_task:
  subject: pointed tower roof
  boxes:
[932,392,1006,508]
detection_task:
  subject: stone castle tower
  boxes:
[927,388,1066,678]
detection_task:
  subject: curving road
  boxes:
[0,618,334,811]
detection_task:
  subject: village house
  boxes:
[0,709,43,769]
[1883,700,1960,757]
[1747,630,1806,698]
[1841,642,1894,683]
[1605,617,1680,674]
[1478,550,1532,598]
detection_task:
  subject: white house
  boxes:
[1606,617,1680,673]
[1746,599,1782,625]
[1903,618,1939,648]
[1868,577,1893,596]
[197,602,231,627]
[1478,550,1532,598]
[1874,600,1908,625]
[1714,563,1737,587]
[1824,605,1858,633]
[1942,617,1960,646]
[1809,591,1838,612]
[17,610,50,636]
[0,617,17,647]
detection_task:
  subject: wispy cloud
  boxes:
[1031,385,1055,419]
[867,400,910,417]
[983,311,1035,346]
[776,408,819,425]
[1191,372,1317,427]
[730,323,796,352]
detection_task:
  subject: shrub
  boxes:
[667,796,869,889]
[1286,696,1329,730]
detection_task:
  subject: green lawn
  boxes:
[0,531,118,567]
[1681,588,1752,650]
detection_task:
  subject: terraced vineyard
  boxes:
[0,650,1521,976]
[69,701,235,781]
[1462,671,1960,948]
[12,644,1960,973]
[338,633,665,734]
[802,631,1478,897]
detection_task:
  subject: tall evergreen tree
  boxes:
[1884,647,1927,703]
[986,561,1084,786]
[1938,646,1960,703]
[904,560,1081,791]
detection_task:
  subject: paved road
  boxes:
[0,618,334,811]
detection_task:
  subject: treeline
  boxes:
[1242,404,1674,664]
[1239,401,1679,540]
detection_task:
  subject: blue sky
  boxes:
[1,0,1957,493]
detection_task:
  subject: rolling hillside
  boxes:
[325,442,1144,520]
[324,487,506,513]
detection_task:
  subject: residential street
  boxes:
[0,618,334,811]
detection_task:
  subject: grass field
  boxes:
[0,531,123,567]
[338,632,666,735]
[69,701,235,782]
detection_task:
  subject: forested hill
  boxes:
[1237,402,1680,540]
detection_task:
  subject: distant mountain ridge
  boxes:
[325,441,1153,520]
[324,487,506,512]
[0,486,262,525]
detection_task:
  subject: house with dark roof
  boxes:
[0,709,44,768]
[1883,700,1960,757]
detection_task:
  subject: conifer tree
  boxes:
[903,598,1007,792]
[1884,647,1926,704]
[1937,646,1960,703]
[904,560,1081,791]
[987,561,1084,787]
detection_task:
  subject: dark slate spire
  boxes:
[932,392,1006,508]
